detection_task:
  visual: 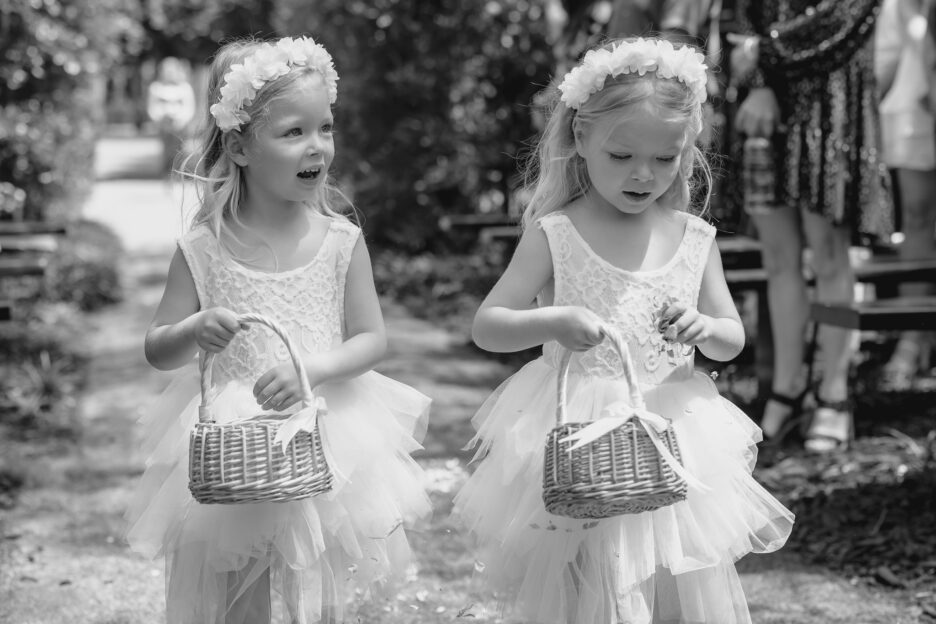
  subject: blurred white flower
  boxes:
[210,36,339,132]
[558,37,707,110]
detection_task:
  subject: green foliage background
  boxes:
[273,0,554,251]
[2,0,558,254]
[0,0,143,221]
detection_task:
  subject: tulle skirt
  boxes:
[452,357,794,624]
[125,366,432,624]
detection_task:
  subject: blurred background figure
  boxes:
[146,57,195,177]
[875,0,936,389]
[727,0,893,453]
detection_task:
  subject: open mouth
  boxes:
[622,191,651,201]
[297,167,322,180]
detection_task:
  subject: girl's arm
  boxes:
[663,241,745,362]
[253,235,387,411]
[305,235,387,384]
[472,225,605,353]
[145,248,244,371]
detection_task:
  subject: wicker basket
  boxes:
[188,312,334,505]
[542,331,688,519]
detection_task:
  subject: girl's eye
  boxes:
[285,127,302,137]
[657,156,677,163]
[321,123,334,134]
[609,153,630,161]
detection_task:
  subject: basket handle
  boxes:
[556,327,643,426]
[198,312,315,423]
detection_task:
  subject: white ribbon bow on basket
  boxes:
[560,399,710,493]
[272,395,329,454]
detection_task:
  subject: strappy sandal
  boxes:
[759,387,810,447]
[804,397,853,453]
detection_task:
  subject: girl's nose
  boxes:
[631,163,653,182]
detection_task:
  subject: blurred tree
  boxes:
[276,0,555,252]
[140,0,278,62]
[0,0,143,221]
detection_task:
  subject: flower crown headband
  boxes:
[210,36,339,132]
[558,38,708,110]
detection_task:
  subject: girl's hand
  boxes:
[734,87,781,137]
[193,307,244,353]
[552,306,606,352]
[660,303,712,347]
[253,362,306,412]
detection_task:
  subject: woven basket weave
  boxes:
[188,312,334,505]
[542,331,688,519]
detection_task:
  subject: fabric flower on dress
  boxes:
[558,38,708,110]
[209,36,339,132]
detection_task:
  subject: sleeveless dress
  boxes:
[124,216,432,624]
[452,211,795,624]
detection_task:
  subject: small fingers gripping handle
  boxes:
[198,312,315,422]
[556,327,644,426]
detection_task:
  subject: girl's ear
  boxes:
[223,131,249,167]
[573,127,587,159]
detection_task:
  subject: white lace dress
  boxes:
[125,217,431,624]
[452,211,794,624]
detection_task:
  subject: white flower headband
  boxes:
[210,36,339,132]
[558,38,708,110]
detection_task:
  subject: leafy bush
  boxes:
[373,244,507,329]
[277,0,555,253]
[0,1,141,221]
[373,243,543,367]
[0,301,88,435]
[41,220,125,311]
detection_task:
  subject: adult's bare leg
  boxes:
[885,167,936,386]
[749,205,811,439]
[800,210,855,451]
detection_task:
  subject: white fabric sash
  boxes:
[560,400,710,492]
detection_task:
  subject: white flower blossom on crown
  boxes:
[558,38,708,110]
[209,36,339,132]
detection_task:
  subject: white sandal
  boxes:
[804,397,853,453]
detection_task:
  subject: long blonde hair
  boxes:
[181,38,354,248]
[521,39,712,228]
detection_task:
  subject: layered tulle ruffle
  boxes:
[125,365,431,624]
[452,357,794,624]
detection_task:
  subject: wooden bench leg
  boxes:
[755,291,774,400]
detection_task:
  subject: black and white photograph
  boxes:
[1,0,934,622]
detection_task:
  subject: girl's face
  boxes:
[575,103,687,217]
[238,72,335,211]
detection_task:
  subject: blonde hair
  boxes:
[180,38,355,253]
[521,38,712,229]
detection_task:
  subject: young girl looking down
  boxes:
[453,37,795,624]
[125,36,431,624]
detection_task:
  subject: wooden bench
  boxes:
[810,296,936,331]
[725,257,936,292]
[438,213,522,248]
[0,221,68,322]
[725,256,936,394]
[716,234,762,270]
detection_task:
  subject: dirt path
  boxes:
[0,135,923,623]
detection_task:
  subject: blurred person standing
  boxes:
[875,0,936,389]
[727,0,893,453]
[147,56,196,177]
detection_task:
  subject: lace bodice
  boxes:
[179,217,359,387]
[539,211,715,387]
